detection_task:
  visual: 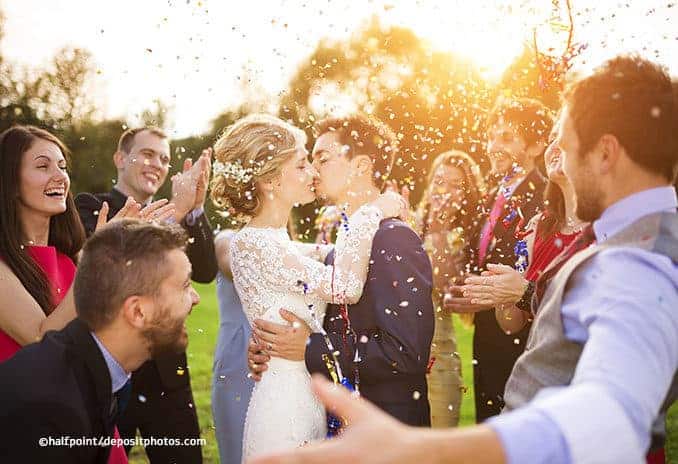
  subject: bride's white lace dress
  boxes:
[229,205,384,461]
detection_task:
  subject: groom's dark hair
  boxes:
[74,220,188,330]
[314,114,398,189]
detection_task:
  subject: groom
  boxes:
[248,114,435,426]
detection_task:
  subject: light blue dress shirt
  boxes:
[489,186,678,464]
[91,332,132,394]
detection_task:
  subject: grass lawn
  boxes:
[130,283,677,463]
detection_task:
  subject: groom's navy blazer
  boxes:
[305,218,434,426]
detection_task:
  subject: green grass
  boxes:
[668,403,678,462]
[130,283,677,463]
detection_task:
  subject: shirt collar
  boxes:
[90,332,131,394]
[593,186,678,242]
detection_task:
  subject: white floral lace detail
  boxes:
[230,204,383,323]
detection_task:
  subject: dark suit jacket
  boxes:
[75,188,217,283]
[75,188,216,393]
[0,319,118,464]
[473,168,546,420]
[305,218,434,426]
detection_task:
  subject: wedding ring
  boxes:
[267,343,273,350]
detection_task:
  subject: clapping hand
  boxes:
[460,264,528,307]
[193,147,213,210]
[442,281,493,314]
[95,197,177,232]
[171,148,213,222]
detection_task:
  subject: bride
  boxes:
[209,114,404,460]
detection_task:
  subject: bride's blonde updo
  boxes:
[210,114,307,223]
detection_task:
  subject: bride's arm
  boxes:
[320,204,383,303]
[231,205,386,305]
[291,242,334,262]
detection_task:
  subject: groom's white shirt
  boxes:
[489,186,678,464]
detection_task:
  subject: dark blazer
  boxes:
[473,168,546,421]
[305,218,435,426]
[75,188,217,284]
[0,319,118,464]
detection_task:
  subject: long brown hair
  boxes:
[417,150,485,237]
[0,125,86,315]
[538,180,566,239]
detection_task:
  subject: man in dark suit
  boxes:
[247,115,435,426]
[444,97,551,422]
[74,127,216,463]
[0,220,200,463]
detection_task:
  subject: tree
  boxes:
[39,46,97,126]
[281,17,493,197]
[278,16,495,237]
[498,44,561,110]
[1,45,97,131]
[140,99,173,130]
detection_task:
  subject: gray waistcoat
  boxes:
[503,212,678,440]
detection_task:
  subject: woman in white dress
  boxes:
[209,114,404,461]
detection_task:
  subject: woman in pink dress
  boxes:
[0,125,128,464]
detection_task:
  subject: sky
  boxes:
[2,0,678,137]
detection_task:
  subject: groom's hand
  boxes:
[253,309,311,362]
[247,338,270,382]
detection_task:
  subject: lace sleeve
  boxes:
[291,242,334,262]
[230,205,383,305]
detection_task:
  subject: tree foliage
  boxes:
[1,8,566,232]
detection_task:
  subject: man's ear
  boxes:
[596,134,621,175]
[351,154,373,177]
[120,295,149,330]
[113,150,126,170]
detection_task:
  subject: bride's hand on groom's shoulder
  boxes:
[384,181,416,227]
[372,190,408,220]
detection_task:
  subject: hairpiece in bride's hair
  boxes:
[212,159,261,184]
